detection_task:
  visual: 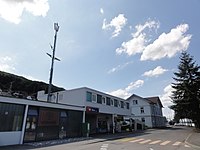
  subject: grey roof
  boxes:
[145,96,163,108]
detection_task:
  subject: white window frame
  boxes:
[102,96,106,105]
[92,94,97,102]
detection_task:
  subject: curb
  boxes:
[185,133,200,149]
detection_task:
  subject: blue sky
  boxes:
[0,0,200,120]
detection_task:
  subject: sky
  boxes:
[0,0,200,120]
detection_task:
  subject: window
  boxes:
[110,99,114,106]
[120,101,124,108]
[114,99,118,107]
[86,91,92,102]
[133,100,138,105]
[106,97,111,105]
[102,97,106,104]
[141,118,145,122]
[140,107,144,114]
[126,102,130,109]
[92,94,97,102]
[0,102,25,132]
[97,94,102,104]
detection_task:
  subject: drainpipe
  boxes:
[20,104,29,144]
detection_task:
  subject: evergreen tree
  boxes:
[171,52,200,128]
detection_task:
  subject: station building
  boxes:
[0,87,144,146]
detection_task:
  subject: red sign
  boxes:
[86,106,99,113]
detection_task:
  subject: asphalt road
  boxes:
[29,126,196,150]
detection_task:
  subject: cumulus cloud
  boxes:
[108,61,133,74]
[160,84,175,119]
[141,24,192,61]
[109,80,144,99]
[116,20,159,55]
[0,0,49,24]
[0,56,16,73]
[143,66,167,77]
[102,14,127,38]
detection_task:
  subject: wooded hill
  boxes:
[0,71,64,98]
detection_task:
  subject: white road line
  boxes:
[173,141,182,146]
[101,144,108,147]
[185,144,191,148]
[149,140,162,145]
[130,138,144,143]
[100,144,108,150]
[139,139,152,144]
[160,140,171,145]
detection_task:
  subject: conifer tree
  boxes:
[171,52,200,128]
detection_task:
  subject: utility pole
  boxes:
[47,23,60,102]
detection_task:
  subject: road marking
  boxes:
[101,144,108,147]
[100,144,108,150]
[120,137,136,142]
[185,144,190,148]
[149,140,162,145]
[139,139,152,144]
[172,141,182,146]
[130,138,144,143]
[160,140,171,145]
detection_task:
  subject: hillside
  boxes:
[0,71,65,98]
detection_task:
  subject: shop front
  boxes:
[85,106,113,134]
[24,106,83,142]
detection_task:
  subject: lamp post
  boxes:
[47,23,60,102]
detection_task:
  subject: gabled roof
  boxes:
[126,94,163,108]
[145,96,163,108]
[126,93,144,101]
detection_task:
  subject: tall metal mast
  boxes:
[47,23,60,102]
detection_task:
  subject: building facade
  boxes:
[37,87,135,134]
[0,96,84,146]
[127,94,166,128]
[0,87,145,146]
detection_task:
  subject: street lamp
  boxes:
[47,23,60,102]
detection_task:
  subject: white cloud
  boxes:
[108,61,133,74]
[143,66,167,77]
[141,24,192,61]
[116,33,146,55]
[0,0,49,24]
[109,80,144,99]
[100,8,104,14]
[116,20,159,55]
[133,20,160,38]
[102,14,127,38]
[0,56,16,73]
[160,84,175,120]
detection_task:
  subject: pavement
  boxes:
[0,127,200,150]
[185,129,200,149]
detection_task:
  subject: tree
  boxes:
[171,52,200,128]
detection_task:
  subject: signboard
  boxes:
[86,106,99,113]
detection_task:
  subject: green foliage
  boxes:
[171,52,200,128]
[0,71,65,98]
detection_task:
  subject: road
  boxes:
[28,126,198,150]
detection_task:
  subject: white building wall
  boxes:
[128,95,153,128]
[57,88,85,106]
[84,88,131,116]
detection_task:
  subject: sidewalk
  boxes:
[185,129,200,149]
[0,131,139,150]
